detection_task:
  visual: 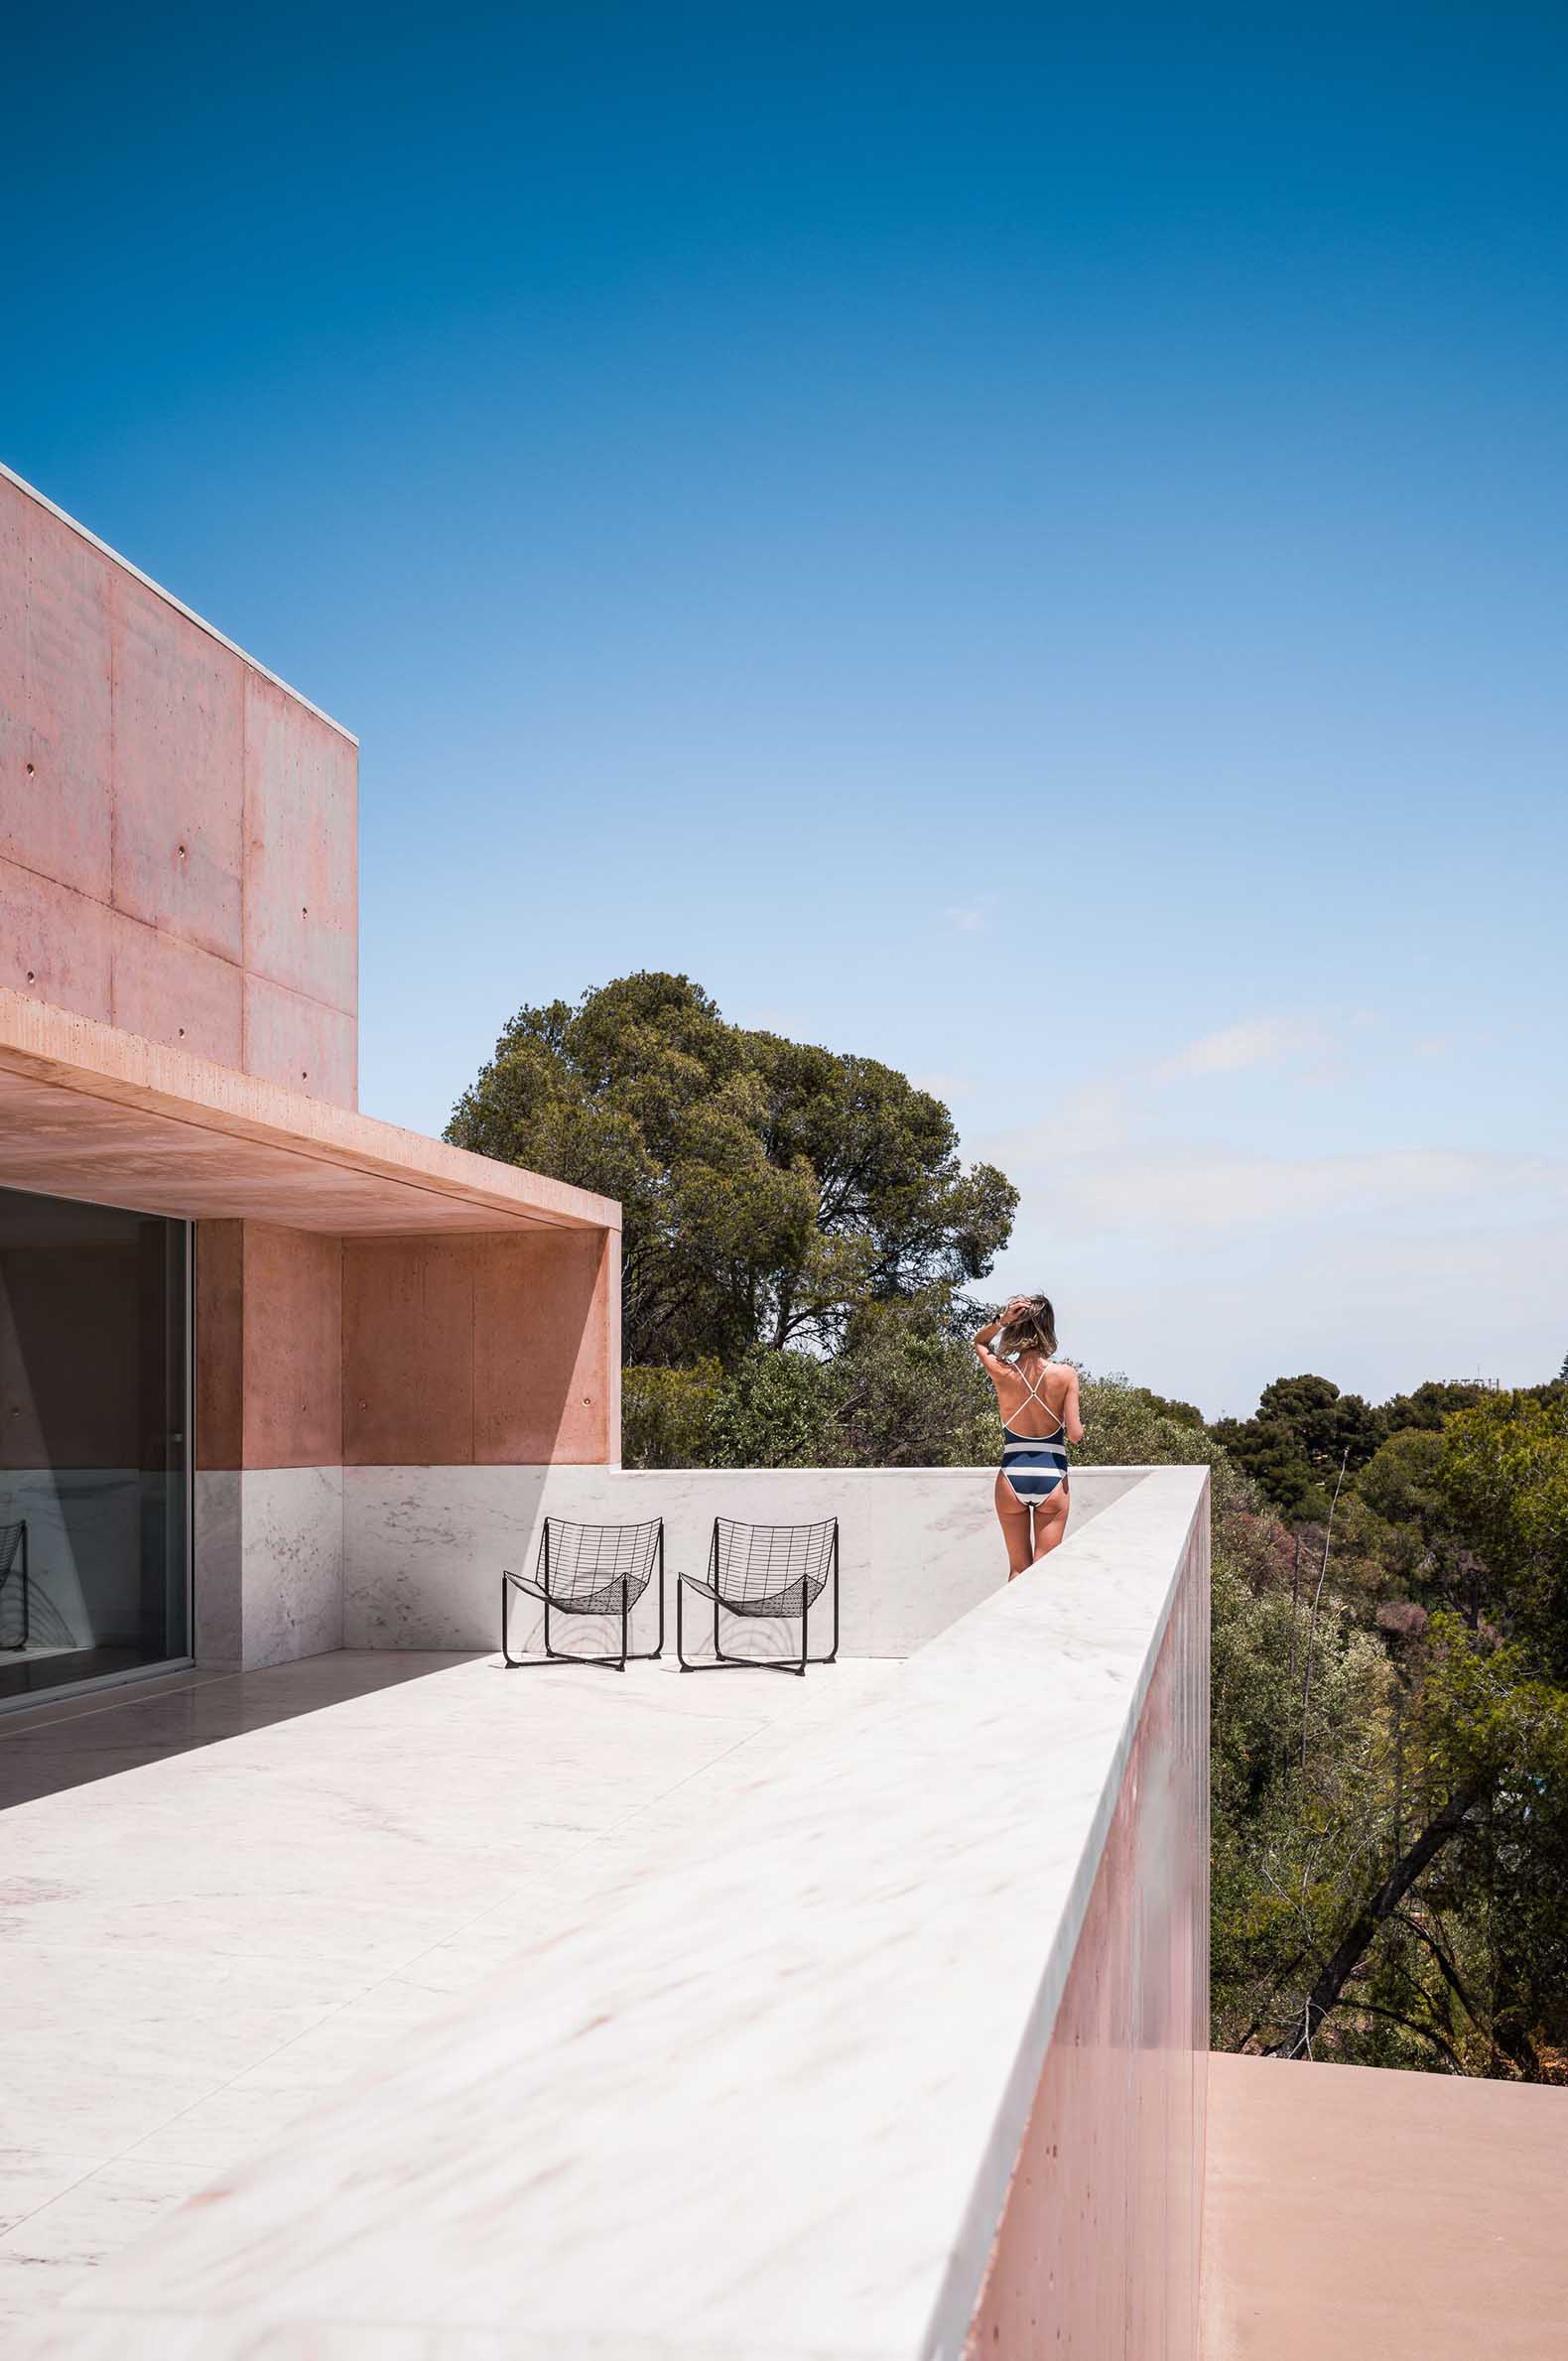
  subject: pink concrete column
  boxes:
[192,1219,344,1669]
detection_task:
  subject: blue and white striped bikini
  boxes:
[999,1362,1070,1508]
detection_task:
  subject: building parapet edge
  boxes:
[0,459,358,744]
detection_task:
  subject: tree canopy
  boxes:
[1206,1376,1568,2078]
[621,1294,1000,1472]
[1213,1373,1487,1523]
[447,973,1017,1366]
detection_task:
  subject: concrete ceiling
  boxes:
[0,992,618,1240]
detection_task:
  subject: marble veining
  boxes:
[239,1466,344,1668]
[193,1466,345,1673]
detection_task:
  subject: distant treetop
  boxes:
[447,972,1018,1369]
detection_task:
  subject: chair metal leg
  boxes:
[708,1651,808,1675]
[622,1529,664,1660]
[679,1577,750,1672]
[699,1597,811,1676]
[502,1578,632,1672]
[825,1533,841,1664]
[635,1527,665,1661]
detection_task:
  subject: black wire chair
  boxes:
[677,1515,840,1677]
[0,1520,28,1652]
[501,1516,664,1672]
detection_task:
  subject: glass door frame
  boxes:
[0,1214,196,1720]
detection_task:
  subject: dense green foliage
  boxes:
[447,973,1016,1367]
[1211,1375,1489,1523]
[454,978,1568,2079]
[622,1295,999,1470]
[1206,1375,1568,2077]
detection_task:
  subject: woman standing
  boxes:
[974,1294,1085,1578]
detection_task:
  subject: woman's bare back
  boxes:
[989,1352,1075,1437]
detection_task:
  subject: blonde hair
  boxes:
[999,1294,1057,1360]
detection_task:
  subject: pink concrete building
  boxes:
[0,459,620,1698]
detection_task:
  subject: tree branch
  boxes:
[1300,1447,1350,1773]
[1267,1776,1489,2059]
[1345,1998,1467,2074]
[1393,1906,1484,2030]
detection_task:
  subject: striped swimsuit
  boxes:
[999,1362,1070,1508]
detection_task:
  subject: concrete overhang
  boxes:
[0,991,619,1238]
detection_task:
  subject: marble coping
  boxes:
[34,1464,1210,2361]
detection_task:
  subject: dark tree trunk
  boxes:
[1268,1777,1489,2060]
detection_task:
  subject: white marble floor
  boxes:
[0,1646,890,2331]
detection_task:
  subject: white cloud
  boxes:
[975,1014,1563,1413]
[943,891,999,934]
[1155,1016,1319,1082]
[990,1208,1568,1418]
[984,1086,1129,1167]
[982,1130,1568,1236]
[1059,1145,1567,1235]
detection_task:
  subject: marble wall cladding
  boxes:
[33,1467,1209,2361]
[192,1470,242,1666]
[343,1462,1146,1658]
[238,1467,343,1670]
[964,1502,1210,2359]
[194,1467,342,1671]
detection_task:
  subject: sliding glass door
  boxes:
[0,1186,190,1704]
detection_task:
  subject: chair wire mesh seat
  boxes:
[501,1515,664,1672]
[0,1520,29,1652]
[678,1516,840,1676]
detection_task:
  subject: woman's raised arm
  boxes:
[974,1298,1024,1367]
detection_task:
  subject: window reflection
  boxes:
[0,1187,189,1703]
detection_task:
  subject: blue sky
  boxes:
[8,1,1566,1413]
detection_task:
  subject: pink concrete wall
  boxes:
[341,1230,617,1467]
[194,1220,246,1472]
[1204,2052,1568,2360]
[0,468,357,1105]
[196,1223,617,1473]
[967,1515,1210,2359]
[195,1221,343,1471]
